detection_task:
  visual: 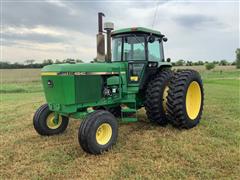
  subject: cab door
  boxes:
[128,61,146,85]
[122,35,147,86]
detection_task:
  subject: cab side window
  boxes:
[148,40,161,61]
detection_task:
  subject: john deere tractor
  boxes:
[33,13,204,154]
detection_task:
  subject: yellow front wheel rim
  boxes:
[46,113,62,129]
[96,123,112,145]
[186,81,202,120]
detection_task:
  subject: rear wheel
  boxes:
[78,110,118,154]
[166,70,204,129]
[145,69,173,125]
[33,104,69,135]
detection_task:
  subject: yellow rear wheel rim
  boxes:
[46,113,62,129]
[96,123,112,145]
[186,81,202,120]
[162,86,169,113]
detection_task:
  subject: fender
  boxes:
[139,62,172,90]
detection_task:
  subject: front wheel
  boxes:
[78,110,118,154]
[33,104,69,135]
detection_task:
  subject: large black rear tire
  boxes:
[78,110,118,154]
[166,70,204,129]
[33,104,69,135]
[145,69,173,125]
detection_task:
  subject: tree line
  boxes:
[173,48,240,70]
[172,59,235,66]
[0,58,83,69]
[1,49,240,69]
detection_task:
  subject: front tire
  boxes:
[33,104,69,135]
[78,110,118,154]
[166,70,204,129]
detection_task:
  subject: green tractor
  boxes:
[34,13,204,154]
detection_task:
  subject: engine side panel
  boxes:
[75,75,103,103]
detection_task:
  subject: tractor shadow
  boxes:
[27,113,184,159]
[115,110,183,151]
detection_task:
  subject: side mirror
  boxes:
[166,58,171,62]
[148,35,155,43]
[163,37,168,42]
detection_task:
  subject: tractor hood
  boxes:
[41,62,125,75]
[40,62,126,109]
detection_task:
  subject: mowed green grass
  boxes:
[0,67,239,179]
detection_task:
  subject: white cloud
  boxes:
[3,25,63,36]
[1,1,239,62]
[2,25,96,62]
[45,0,77,15]
[45,0,67,8]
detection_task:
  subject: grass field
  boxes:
[0,66,239,179]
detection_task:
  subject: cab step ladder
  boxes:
[121,102,138,123]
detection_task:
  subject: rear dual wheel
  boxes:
[145,69,204,129]
[166,70,204,129]
[78,110,118,154]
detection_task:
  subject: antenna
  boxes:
[151,1,160,28]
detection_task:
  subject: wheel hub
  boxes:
[46,113,62,129]
[96,123,112,145]
[186,81,202,120]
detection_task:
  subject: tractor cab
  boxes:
[111,27,169,87]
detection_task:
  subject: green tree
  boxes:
[76,59,83,63]
[186,61,193,66]
[219,59,228,66]
[175,59,185,66]
[43,59,53,65]
[63,58,75,63]
[236,48,240,69]
[193,61,204,66]
[0,61,11,69]
[171,62,176,66]
[55,59,62,64]
[92,58,98,63]
[205,63,215,70]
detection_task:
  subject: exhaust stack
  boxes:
[104,22,114,62]
[96,12,105,62]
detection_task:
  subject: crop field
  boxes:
[0,66,239,179]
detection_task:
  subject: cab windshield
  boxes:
[112,34,162,62]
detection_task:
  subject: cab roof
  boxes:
[111,27,163,37]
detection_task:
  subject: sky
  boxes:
[1,0,239,63]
